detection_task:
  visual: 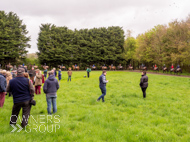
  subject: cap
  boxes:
[17,68,25,74]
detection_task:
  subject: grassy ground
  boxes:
[1,71,190,142]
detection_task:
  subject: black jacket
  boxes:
[140,75,148,88]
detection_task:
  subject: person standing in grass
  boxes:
[43,71,59,115]
[97,70,108,102]
[44,67,48,79]
[58,69,62,84]
[0,70,7,107]
[140,71,148,98]
[86,67,91,78]
[6,68,35,127]
[35,69,42,95]
[67,68,72,82]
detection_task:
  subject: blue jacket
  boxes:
[99,74,108,88]
[0,74,7,92]
[43,75,59,96]
[8,77,31,104]
[58,71,62,80]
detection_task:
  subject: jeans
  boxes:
[141,87,147,98]
[46,96,57,114]
[98,86,106,102]
[68,76,71,81]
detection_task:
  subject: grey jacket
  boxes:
[140,75,148,88]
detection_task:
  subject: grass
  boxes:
[1,71,190,142]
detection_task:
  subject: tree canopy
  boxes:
[0,11,30,65]
[37,24,125,68]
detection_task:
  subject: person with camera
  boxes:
[6,68,35,127]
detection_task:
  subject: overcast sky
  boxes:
[1,0,190,53]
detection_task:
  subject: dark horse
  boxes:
[162,67,168,73]
[152,67,159,72]
[170,68,175,74]
[140,66,147,71]
[175,68,182,75]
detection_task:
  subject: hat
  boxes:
[17,68,25,74]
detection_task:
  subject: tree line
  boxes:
[1,10,190,71]
[124,15,190,71]
[37,24,125,69]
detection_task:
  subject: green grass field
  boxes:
[1,71,190,142]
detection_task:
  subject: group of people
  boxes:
[0,66,66,127]
[0,64,149,128]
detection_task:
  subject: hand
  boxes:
[3,92,7,95]
[107,80,109,82]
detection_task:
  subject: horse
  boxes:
[72,65,79,70]
[128,66,133,70]
[162,67,168,73]
[6,64,13,70]
[117,64,123,70]
[33,65,38,69]
[140,66,147,71]
[170,68,175,74]
[109,66,116,70]
[58,65,66,70]
[152,67,159,72]
[175,68,182,75]
[91,66,96,70]
[42,65,49,69]
[101,66,107,70]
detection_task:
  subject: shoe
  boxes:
[102,100,105,102]
[96,99,100,102]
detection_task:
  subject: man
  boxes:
[43,71,59,115]
[53,68,57,77]
[28,67,36,83]
[140,71,148,98]
[6,68,34,127]
[97,70,108,102]
[86,67,91,78]
[0,70,7,107]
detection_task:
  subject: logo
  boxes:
[10,115,60,133]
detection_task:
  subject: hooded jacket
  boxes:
[140,75,148,88]
[43,75,59,97]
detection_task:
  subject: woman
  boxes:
[35,69,42,95]
[6,71,12,97]
[24,72,33,84]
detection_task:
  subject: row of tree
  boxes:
[0,11,30,66]
[1,10,190,71]
[124,15,190,70]
[37,24,125,69]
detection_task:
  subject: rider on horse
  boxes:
[176,64,180,71]
[171,64,174,71]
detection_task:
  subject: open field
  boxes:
[1,71,190,142]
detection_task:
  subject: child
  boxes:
[58,69,62,84]
[67,68,72,82]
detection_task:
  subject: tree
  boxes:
[0,11,30,65]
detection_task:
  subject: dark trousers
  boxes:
[87,72,90,78]
[98,86,106,102]
[141,87,147,98]
[10,100,31,127]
